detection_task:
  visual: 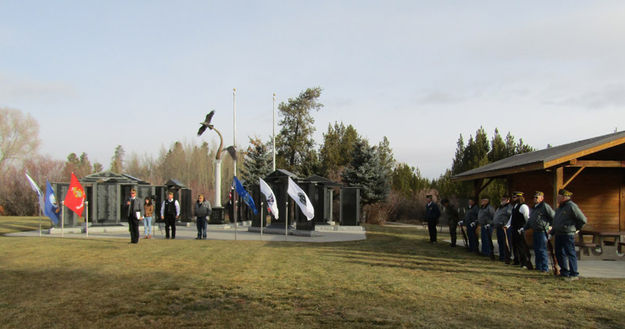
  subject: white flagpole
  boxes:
[85,201,89,237]
[260,201,264,241]
[285,201,288,241]
[272,93,276,171]
[61,201,65,238]
[233,88,237,176]
[234,198,238,241]
[39,206,42,237]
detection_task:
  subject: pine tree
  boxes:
[342,139,390,205]
[241,137,272,189]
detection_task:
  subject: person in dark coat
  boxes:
[493,195,513,263]
[459,198,479,253]
[550,189,587,280]
[126,188,145,244]
[523,191,555,272]
[424,195,441,243]
[441,199,459,247]
[477,198,495,258]
[160,191,180,239]
[506,191,533,269]
[194,194,212,240]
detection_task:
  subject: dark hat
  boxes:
[511,191,524,197]
[558,189,573,197]
[426,194,433,198]
[441,198,449,204]
[534,191,544,197]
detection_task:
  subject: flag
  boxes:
[259,178,279,219]
[233,176,258,215]
[64,173,85,217]
[287,177,314,220]
[25,172,44,214]
[44,180,60,225]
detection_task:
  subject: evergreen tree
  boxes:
[342,139,390,205]
[110,145,125,173]
[392,163,430,197]
[319,122,359,180]
[241,137,272,189]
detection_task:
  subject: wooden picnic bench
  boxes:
[576,230,625,259]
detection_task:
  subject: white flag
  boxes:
[287,177,314,221]
[259,178,279,219]
[25,172,45,213]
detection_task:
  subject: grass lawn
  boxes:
[1,217,624,328]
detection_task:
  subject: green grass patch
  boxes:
[0,216,51,235]
[0,221,624,328]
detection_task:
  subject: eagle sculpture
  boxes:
[197,110,215,136]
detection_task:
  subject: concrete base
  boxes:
[314,224,364,232]
[248,226,322,237]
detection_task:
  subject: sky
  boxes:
[2,1,625,179]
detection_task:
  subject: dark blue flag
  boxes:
[44,180,60,225]
[233,176,258,215]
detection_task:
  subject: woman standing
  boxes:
[143,197,154,239]
[195,194,211,240]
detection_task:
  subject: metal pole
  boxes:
[234,199,238,241]
[272,93,276,171]
[233,88,237,176]
[61,201,65,238]
[285,201,288,241]
[260,201,264,241]
[85,201,89,237]
[39,206,42,237]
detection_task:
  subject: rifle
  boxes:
[546,231,560,276]
[459,224,469,249]
[502,226,512,263]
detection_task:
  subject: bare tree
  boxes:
[0,108,40,171]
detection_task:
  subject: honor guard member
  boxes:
[522,191,555,272]
[493,195,513,263]
[161,191,180,239]
[458,198,479,253]
[425,195,441,243]
[441,199,459,247]
[505,191,533,269]
[550,189,587,280]
[477,198,495,258]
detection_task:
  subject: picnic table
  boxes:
[576,230,625,259]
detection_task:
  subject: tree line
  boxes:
[1,90,534,221]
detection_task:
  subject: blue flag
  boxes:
[44,180,60,225]
[233,176,258,215]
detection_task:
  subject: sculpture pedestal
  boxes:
[210,207,225,224]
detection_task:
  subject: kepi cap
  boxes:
[558,189,573,197]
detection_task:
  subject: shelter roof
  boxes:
[165,179,188,189]
[81,171,150,184]
[453,131,625,181]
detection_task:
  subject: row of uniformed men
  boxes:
[440,189,587,280]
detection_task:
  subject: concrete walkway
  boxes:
[386,222,625,279]
[6,223,367,243]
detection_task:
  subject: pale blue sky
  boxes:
[2,1,625,178]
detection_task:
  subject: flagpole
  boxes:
[234,198,238,241]
[272,93,276,171]
[260,201,264,241]
[61,201,65,238]
[85,201,89,238]
[233,88,238,228]
[285,201,288,241]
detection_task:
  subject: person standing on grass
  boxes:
[161,191,180,239]
[550,189,587,281]
[126,188,144,244]
[441,199,459,247]
[459,198,479,253]
[194,194,211,240]
[523,191,555,272]
[477,197,495,259]
[424,194,441,243]
[143,197,154,239]
[493,195,513,263]
[506,191,533,269]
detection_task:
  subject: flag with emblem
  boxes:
[64,173,86,217]
[259,178,279,219]
[44,180,60,225]
[233,176,258,215]
[287,177,314,220]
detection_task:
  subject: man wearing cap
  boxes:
[425,195,441,243]
[493,195,513,263]
[523,191,555,272]
[551,189,587,280]
[441,199,459,247]
[477,197,495,258]
[458,198,479,253]
[505,191,533,269]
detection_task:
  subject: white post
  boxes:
[85,201,89,237]
[285,201,288,241]
[214,159,222,207]
[234,198,238,241]
[272,93,276,171]
[233,88,237,176]
[61,201,65,238]
[260,201,264,241]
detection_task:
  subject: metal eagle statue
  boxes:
[197,110,215,136]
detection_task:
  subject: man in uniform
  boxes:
[425,195,441,243]
[522,191,555,272]
[506,191,533,269]
[161,191,180,239]
[551,189,587,280]
[477,197,495,259]
[493,195,513,263]
[459,198,479,253]
[126,188,144,244]
[441,199,459,247]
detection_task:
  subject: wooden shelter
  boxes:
[453,131,625,232]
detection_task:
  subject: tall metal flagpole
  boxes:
[85,201,89,237]
[260,201,264,241]
[272,93,276,171]
[233,88,237,241]
[61,201,65,238]
[285,201,288,241]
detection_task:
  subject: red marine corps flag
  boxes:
[64,173,86,217]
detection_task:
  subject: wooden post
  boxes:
[553,166,564,209]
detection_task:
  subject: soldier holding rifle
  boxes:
[458,198,479,253]
[522,191,555,272]
[505,191,533,269]
[441,199,459,247]
[477,197,495,259]
[550,189,587,281]
[493,195,513,263]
